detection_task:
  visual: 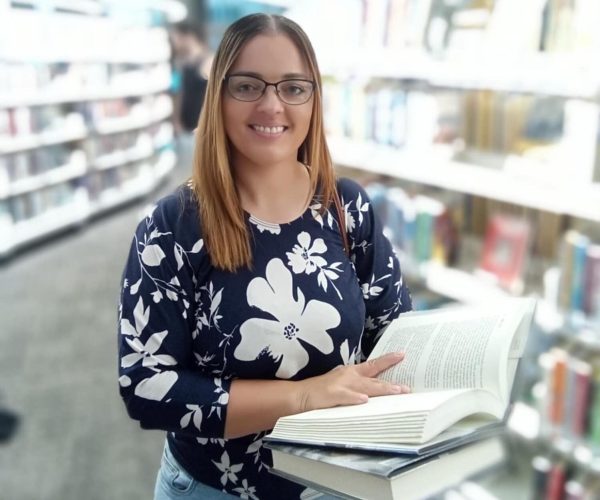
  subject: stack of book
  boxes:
[266,298,536,499]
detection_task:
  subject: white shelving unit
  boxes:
[321,49,600,101]
[0,1,181,258]
[329,136,600,223]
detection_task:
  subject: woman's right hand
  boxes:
[294,352,410,413]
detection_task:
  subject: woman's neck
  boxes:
[234,158,311,224]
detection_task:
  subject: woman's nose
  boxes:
[256,85,284,112]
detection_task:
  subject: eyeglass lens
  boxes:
[227,75,313,104]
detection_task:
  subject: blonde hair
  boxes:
[191,13,337,272]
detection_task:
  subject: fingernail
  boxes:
[359,394,369,403]
[394,351,404,358]
[392,385,403,393]
[401,385,411,393]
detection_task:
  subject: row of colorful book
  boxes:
[323,80,600,184]
[536,347,600,450]
[364,182,461,268]
[558,230,600,321]
[530,453,600,500]
[363,179,537,295]
[320,0,600,55]
[0,93,170,139]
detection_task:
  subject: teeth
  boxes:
[252,125,285,134]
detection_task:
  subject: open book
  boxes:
[266,297,536,450]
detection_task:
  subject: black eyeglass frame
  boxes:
[223,74,316,105]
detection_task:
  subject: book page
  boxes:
[368,299,534,401]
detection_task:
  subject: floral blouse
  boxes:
[118,177,412,499]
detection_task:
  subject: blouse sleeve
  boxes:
[117,194,230,438]
[338,179,412,359]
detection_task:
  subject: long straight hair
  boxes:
[191,13,337,272]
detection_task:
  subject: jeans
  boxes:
[154,442,237,499]
[153,440,340,499]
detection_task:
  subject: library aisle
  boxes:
[0,144,192,500]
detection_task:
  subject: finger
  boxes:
[332,389,369,406]
[361,378,410,397]
[359,352,404,376]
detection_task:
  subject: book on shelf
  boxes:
[267,436,505,500]
[477,213,531,294]
[266,297,536,452]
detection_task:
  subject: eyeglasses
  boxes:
[224,74,315,105]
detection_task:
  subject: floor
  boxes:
[0,146,191,500]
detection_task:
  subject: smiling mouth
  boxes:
[250,125,287,135]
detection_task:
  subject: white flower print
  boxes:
[343,201,356,233]
[213,451,243,486]
[249,215,281,235]
[340,339,357,365]
[208,378,229,419]
[233,479,259,499]
[287,231,327,275]
[361,272,391,300]
[355,192,370,225]
[287,232,344,299]
[194,282,224,338]
[309,202,334,229]
[246,437,264,469]
[134,371,178,400]
[196,436,226,446]
[120,297,149,338]
[121,330,177,369]
[234,259,340,378]
[180,404,203,430]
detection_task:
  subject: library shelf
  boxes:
[0,3,178,258]
[322,50,600,100]
[0,124,88,155]
[0,158,87,199]
[329,136,600,223]
[94,100,173,136]
[93,145,155,171]
[88,150,176,217]
[0,76,171,109]
[154,149,177,182]
[0,195,91,257]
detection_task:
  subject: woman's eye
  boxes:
[282,84,306,95]
[237,83,258,92]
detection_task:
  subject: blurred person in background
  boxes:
[169,21,213,154]
[118,13,412,500]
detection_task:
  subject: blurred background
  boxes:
[1,0,600,499]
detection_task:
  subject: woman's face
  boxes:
[222,34,314,169]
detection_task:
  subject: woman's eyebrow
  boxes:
[230,71,311,79]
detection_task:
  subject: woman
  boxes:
[118,13,412,500]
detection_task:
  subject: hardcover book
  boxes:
[267,436,505,500]
[267,298,535,450]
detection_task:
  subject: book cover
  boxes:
[267,436,505,500]
[478,214,530,292]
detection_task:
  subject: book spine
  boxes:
[587,362,600,448]
[550,349,568,429]
[569,232,589,312]
[571,360,592,439]
[545,460,566,500]
[531,455,552,498]
[583,245,600,319]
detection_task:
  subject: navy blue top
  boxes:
[118,177,412,499]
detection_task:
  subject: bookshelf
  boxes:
[288,0,600,497]
[0,1,182,258]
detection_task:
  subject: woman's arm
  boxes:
[339,179,412,358]
[225,351,408,438]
